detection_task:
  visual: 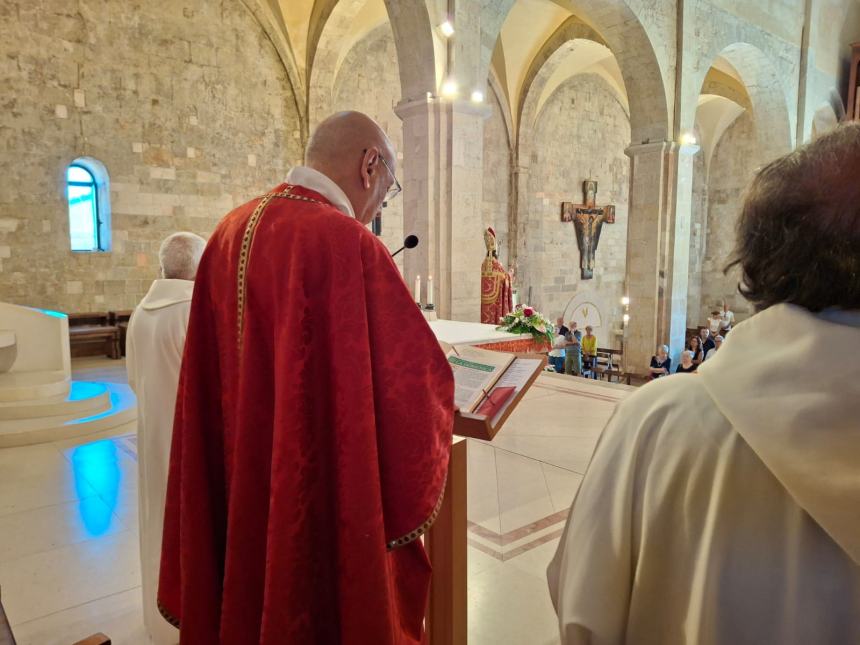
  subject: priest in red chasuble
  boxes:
[157,111,454,644]
[480,227,514,324]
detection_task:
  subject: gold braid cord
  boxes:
[235,188,326,348]
[386,474,447,550]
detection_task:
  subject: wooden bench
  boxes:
[68,313,121,360]
[108,310,134,357]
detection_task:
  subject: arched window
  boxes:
[66,158,111,252]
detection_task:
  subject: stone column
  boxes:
[623,140,700,374]
[395,97,489,321]
[449,100,491,321]
[664,143,700,365]
[394,97,442,312]
[623,141,673,374]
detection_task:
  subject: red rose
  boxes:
[523,307,535,317]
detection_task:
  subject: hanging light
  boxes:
[470,90,484,103]
[439,20,455,37]
[441,78,459,98]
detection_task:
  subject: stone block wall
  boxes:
[481,86,512,267]
[0,0,302,313]
[331,24,405,273]
[699,111,758,322]
[521,74,630,326]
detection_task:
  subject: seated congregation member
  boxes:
[126,231,206,645]
[581,326,598,378]
[549,123,860,645]
[647,344,671,380]
[720,300,735,334]
[700,326,715,355]
[705,335,724,361]
[707,309,723,335]
[549,319,567,374]
[564,322,582,376]
[688,335,705,366]
[675,350,697,374]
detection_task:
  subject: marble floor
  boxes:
[0,358,630,644]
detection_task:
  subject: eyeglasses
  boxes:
[377,155,402,206]
[364,149,402,206]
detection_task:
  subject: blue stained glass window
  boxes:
[67,164,101,251]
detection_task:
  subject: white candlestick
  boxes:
[427,275,434,307]
[414,275,421,304]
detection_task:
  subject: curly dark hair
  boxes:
[725,122,860,312]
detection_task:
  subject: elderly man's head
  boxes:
[305,111,398,226]
[159,232,207,281]
[728,122,860,312]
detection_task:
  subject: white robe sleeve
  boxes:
[547,402,647,645]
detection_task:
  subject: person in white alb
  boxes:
[548,123,860,645]
[720,300,735,334]
[127,232,206,644]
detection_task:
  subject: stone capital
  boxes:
[393,96,435,122]
[625,140,675,159]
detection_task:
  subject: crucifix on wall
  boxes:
[560,180,616,280]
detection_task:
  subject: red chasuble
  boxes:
[157,184,454,644]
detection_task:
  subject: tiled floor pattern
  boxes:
[0,360,627,644]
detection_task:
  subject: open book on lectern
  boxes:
[440,343,545,441]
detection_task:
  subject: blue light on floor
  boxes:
[72,440,121,536]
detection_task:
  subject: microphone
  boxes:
[391,234,419,258]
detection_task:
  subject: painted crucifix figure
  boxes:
[560,180,616,280]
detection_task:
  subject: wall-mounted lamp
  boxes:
[470,90,484,104]
[441,79,459,99]
[439,20,455,37]
[621,296,630,306]
[679,132,698,146]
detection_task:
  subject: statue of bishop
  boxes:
[480,227,514,324]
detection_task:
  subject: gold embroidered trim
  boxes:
[157,599,181,629]
[386,474,448,550]
[235,188,326,348]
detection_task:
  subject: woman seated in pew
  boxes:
[648,345,672,380]
[688,335,705,366]
[675,350,698,374]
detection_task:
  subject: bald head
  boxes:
[305,111,397,225]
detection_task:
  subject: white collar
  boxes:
[285,166,355,218]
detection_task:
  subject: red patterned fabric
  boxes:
[475,338,551,354]
[158,184,454,644]
[480,256,513,325]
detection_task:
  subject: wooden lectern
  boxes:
[424,354,546,644]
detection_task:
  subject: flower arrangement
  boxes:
[496,306,555,344]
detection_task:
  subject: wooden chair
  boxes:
[593,348,631,384]
[68,312,121,360]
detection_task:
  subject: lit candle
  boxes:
[427,275,434,307]
[414,275,421,304]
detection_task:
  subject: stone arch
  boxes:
[516,18,608,161]
[488,67,515,154]
[683,42,793,163]
[308,0,436,132]
[239,0,306,135]
[482,0,669,144]
[551,0,669,143]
